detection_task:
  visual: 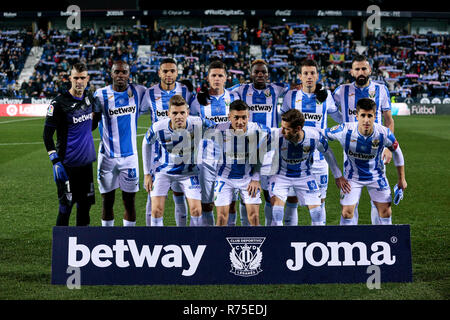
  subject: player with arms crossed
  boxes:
[281,59,343,225]
[142,95,215,226]
[209,100,271,226]
[191,60,239,226]
[144,58,194,226]
[269,109,349,225]
[43,62,96,226]
[92,60,149,227]
[324,98,407,225]
[333,54,395,225]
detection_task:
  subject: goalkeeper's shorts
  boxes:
[58,163,95,206]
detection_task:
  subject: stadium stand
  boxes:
[0,20,448,101]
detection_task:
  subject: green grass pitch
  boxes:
[0,115,448,300]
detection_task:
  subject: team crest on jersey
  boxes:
[369,91,376,99]
[227,237,265,277]
[264,89,271,97]
[372,139,380,148]
[303,146,311,153]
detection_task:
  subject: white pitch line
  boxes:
[0,118,43,125]
[0,133,147,146]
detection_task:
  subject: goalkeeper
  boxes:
[42,62,96,226]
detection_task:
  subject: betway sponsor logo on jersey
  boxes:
[67,237,205,276]
[108,106,136,117]
[206,115,229,123]
[286,241,396,271]
[304,112,323,122]
[156,110,169,118]
[248,105,273,112]
[348,149,375,160]
[348,109,358,116]
[73,113,93,124]
[282,156,308,164]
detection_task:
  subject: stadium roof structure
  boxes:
[0,9,448,19]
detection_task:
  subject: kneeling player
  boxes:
[324,98,407,225]
[142,95,215,226]
[210,100,271,226]
[269,109,350,226]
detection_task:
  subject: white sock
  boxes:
[370,201,380,225]
[239,202,250,226]
[173,195,188,226]
[123,219,136,227]
[284,202,298,226]
[145,194,152,226]
[228,212,237,226]
[190,215,203,226]
[151,216,163,226]
[202,211,215,226]
[271,205,284,226]
[102,219,114,227]
[264,202,272,226]
[379,217,392,225]
[320,202,326,225]
[340,216,356,225]
[310,206,325,226]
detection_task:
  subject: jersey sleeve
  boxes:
[280,90,293,115]
[92,90,103,114]
[331,86,342,108]
[189,98,201,117]
[44,99,59,128]
[324,123,346,142]
[144,125,157,145]
[380,85,392,112]
[139,88,151,115]
[316,131,329,153]
[384,127,399,151]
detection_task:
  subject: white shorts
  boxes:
[340,176,392,206]
[151,172,201,200]
[97,152,139,194]
[214,176,261,206]
[269,175,321,206]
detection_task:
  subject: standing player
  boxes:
[142,95,215,226]
[92,60,148,227]
[210,100,271,226]
[333,54,395,224]
[43,62,96,226]
[269,109,350,226]
[144,58,194,226]
[281,59,343,225]
[324,98,407,225]
[191,60,239,226]
[230,59,289,226]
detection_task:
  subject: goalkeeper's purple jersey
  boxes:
[44,91,96,167]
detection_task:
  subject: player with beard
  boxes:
[332,54,394,225]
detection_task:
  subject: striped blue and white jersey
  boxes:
[324,122,399,182]
[281,89,339,169]
[209,122,271,180]
[144,116,215,176]
[145,82,193,123]
[231,83,289,128]
[93,84,149,158]
[190,89,238,123]
[332,80,391,124]
[274,126,329,178]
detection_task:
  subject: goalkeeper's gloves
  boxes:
[314,83,328,103]
[49,152,69,183]
[179,79,194,93]
[393,184,404,205]
[197,82,210,106]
